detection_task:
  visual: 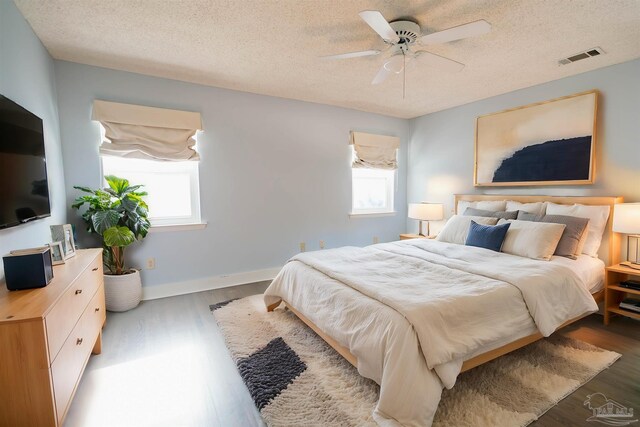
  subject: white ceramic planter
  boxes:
[103,269,142,312]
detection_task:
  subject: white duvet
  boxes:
[263,239,598,427]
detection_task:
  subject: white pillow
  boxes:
[497,219,566,261]
[456,200,507,215]
[505,201,546,216]
[437,215,499,245]
[545,203,610,257]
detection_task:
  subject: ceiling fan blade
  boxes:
[359,10,400,43]
[419,20,491,45]
[415,51,465,72]
[321,50,381,60]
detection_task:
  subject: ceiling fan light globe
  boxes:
[384,55,405,73]
[384,63,403,73]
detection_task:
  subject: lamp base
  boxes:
[625,235,640,268]
[621,261,640,271]
[417,220,430,237]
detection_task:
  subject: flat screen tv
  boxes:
[0,95,51,229]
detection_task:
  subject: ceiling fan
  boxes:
[323,11,491,90]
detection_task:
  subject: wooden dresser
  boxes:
[0,249,105,427]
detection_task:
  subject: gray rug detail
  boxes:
[209,298,239,312]
[212,295,621,427]
[238,337,307,410]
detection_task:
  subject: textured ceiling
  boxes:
[14,0,640,119]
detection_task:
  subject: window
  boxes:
[92,100,203,229]
[351,168,395,215]
[348,131,398,216]
[101,156,202,227]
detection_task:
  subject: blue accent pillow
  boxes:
[465,220,511,252]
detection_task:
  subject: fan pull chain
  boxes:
[403,51,407,99]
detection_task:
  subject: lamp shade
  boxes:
[613,203,640,234]
[408,203,444,221]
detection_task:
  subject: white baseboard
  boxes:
[141,266,282,301]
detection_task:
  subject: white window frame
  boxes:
[350,167,396,216]
[100,156,203,229]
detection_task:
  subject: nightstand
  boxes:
[604,263,640,324]
[399,234,435,240]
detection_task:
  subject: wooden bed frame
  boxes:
[267,194,623,373]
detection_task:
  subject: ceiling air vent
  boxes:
[558,47,605,65]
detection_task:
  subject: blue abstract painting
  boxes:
[475,91,596,186]
[492,136,592,182]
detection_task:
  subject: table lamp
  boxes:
[612,202,640,269]
[408,202,444,236]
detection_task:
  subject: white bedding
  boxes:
[263,239,599,427]
[462,254,604,365]
[551,254,605,293]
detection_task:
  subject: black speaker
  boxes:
[3,248,54,291]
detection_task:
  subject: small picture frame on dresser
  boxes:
[50,224,76,259]
[47,241,66,265]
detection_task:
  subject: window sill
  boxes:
[148,222,207,233]
[349,211,397,218]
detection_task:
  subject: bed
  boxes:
[263,195,623,427]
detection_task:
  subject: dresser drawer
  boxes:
[45,255,102,360]
[51,285,105,425]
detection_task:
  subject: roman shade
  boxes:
[92,100,202,161]
[349,131,400,170]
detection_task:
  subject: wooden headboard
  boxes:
[454,194,624,266]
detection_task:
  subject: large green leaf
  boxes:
[103,226,135,247]
[127,193,149,210]
[71,197,88,210]
[91,210,121,235]
[137,221,150,239]
[122,184,144,194]
[120,195,140,213]
[136,205,148,217]
[73,185,94,193]
[105,175,130,195]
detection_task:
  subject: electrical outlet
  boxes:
[146,257,156,270]
[373,236,379,244]
[319,240,325,249]
[299,242,306,252]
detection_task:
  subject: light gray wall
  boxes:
[0,1,66,281]
[407,59,640,233]
[54,61,409,288]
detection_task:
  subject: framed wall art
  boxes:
[474,90,597,187]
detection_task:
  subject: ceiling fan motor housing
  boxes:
[389,20,421,45]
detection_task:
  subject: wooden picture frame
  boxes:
[47,241,66,265]
[474,90,598,187]
[50,224,76,260]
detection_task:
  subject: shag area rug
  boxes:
[211,295,620,427]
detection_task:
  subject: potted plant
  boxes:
[72,175,151,312]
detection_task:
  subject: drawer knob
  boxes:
[76,338,83,345]
[75,289,83,295]
[95,307,100,312]
[92,267,99,271]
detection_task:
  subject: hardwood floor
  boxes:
[65,283,639,427]
[64,282,270,427]
[531,313,640,426]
